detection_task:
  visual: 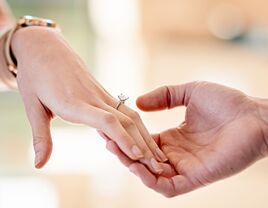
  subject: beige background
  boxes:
[1,0,268,207]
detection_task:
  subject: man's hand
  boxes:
[106,81,268,197]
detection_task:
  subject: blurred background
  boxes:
[1,0,268,207]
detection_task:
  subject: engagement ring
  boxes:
[116,93,129,110]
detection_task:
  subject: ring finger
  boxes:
[102,104,164,174]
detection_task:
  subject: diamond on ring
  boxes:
[116,93,129,110]
[118,93,129,103]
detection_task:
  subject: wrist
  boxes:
[11,26,61,63]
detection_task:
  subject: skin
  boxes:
[106,81,268,197]
[1,0,268,199]
[7,26,169,172]
[0,0,168,175]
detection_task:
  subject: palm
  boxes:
[108,82,266,197]
[158,82,264,187]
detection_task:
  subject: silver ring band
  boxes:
[116,102,123,110]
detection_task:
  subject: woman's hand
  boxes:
[11,27,167,171]
[106,81,268,197]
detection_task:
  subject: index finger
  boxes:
[136,82,198,111]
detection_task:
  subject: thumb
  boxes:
[136,82,196,111]
[26,100,53,169]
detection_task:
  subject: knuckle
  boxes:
[103,113,117,124]
[121,118,135,129]
[129,111,141,121]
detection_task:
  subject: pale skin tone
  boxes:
[2,1,268,199]
[0,1,168,173]
[104,81,268,197]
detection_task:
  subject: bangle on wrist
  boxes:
[3,15,60,77]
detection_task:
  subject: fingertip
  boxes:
[34,154,42,169]
[34,154,48,169]
[136,88,167,111]
[34,141,52,169]
[34,153,51,169]
[136,96,146,111]
[35,160,44,169]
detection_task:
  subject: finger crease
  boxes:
[165,86,172,109]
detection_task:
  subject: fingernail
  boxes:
[131,145,144,159]
[34,154,41,168]
[150,158,163,174]
[155,147,168,162]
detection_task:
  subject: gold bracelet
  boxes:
[4,16,60,77]
[0,26,16,89]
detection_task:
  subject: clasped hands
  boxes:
[14,27,268,198]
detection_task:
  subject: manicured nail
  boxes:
[150,158,163,174]
[155,147,168,162]
[131,145,144,159]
